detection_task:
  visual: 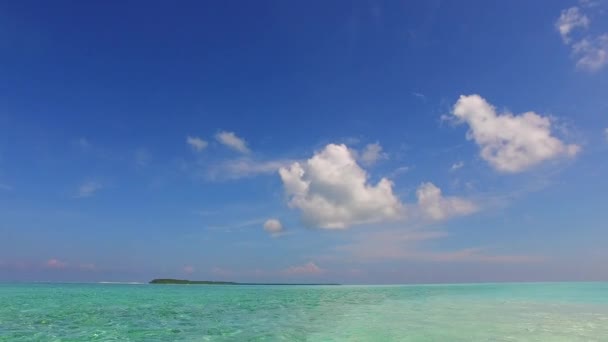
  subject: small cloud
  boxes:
[75,181,102,198]
[0,183,12,191]
[359,142,388,166]
[186,136,208,152]
[183,265,195,274]
[572,34,608,72]
[605,127,608,141]
[207,158,293,180]
[555,4,608,72]
[216,131,250,154]
[46,258,67,269]
[555,6,589,43]
[412,92,427,102]
[450,161,464,171]
[452,94,580,173]
[284,262,324,275]
[416,182,477,221]
[263,218,284,235]
[579,0,600,8]
[389,166,410,178]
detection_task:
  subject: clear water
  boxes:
[1,282,607,341]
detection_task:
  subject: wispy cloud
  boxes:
[207,158,293,180]
[216,131,250,154]
[389,166,410,178]
[46,258,67,269]
[412,92,427,101]
[206,218,267,232]
[556,6,590,43]
[283,262,325,275]
[358,142,388,166]
[556,3,608,71]
[329,230,543,264]
[450,161,464,171]
[0,183,12,191]
[75,181,102,198]
[186,136,208,152]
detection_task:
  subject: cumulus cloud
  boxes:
[555,7,589,43]
[416,182,477,221]
[359,142,387,166]
[279,144,403,229]
[284,262,324,275]
[186,136,208,152]
[75,181,102,198]
[263,219,284,234]
[216,131,250,154]
[452,95,580,173]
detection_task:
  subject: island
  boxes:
[149,278,340,285]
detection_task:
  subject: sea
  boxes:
[1,282,607,341]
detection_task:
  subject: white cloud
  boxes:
[186,136,208,152]
[555,7,589,43]
[412,92,426,101]
[208,158,293,180]
[450,161,464,171]
[216,131,250,154]
[416,182,477,221]
[263,219,284,234]
[284,262,324,275]
[556,5,608,72]
[452,94,580,173]
[572,34,608,71]
[75,181,102,198]
[279,144,403,229]
[605,128,608,141]
[359,142,387,166]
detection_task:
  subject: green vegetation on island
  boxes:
[149,278,340,285]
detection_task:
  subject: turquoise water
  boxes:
[1,282,607,341]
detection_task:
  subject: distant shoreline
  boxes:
[149,278,340,285]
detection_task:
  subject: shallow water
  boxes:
[1,282,607,341]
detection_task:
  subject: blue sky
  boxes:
[1,0,607,283]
